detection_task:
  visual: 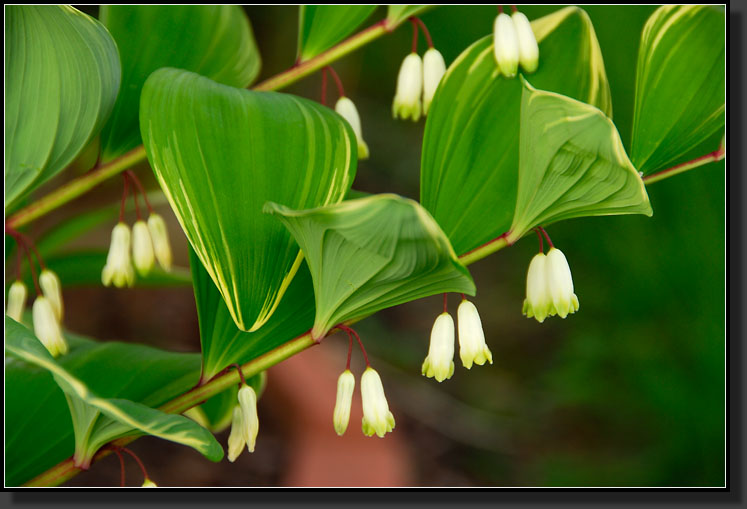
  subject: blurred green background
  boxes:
[37,5,725,486]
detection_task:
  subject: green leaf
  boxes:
[630,5,725,175]
[141,68,356,333]
[5,6,120,210]
[99,5,262,162]
[297,5,378,62]
[420,6,612,256]
[507,80,652,240]
[386,6,431,26]
[5,318,220,486]
[191,247,316,382]
[265,194,475,339]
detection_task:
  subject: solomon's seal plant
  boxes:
[4,5,725,487]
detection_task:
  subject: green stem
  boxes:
[6,17,403,231]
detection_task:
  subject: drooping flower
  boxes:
[512,11,539,73]
[545,247,579,318]
[226,405,245,463]
[39,269,64,322]
[421,312,455,382]
[392,53,423,121]
[422,47,446,115]
[6,280,28,323]
[335,97,369,160]
[237,384,259,453]
[493,12,519,78]
[132,220,155,277]
[32,296,68,357]
[333,369,355,436]
[361,367,395,438]
[147,213,172,272]
[522,252,555,323]
[457,299,493,369]
[102,222,134,288]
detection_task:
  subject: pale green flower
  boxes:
[102,222,134,288]
[6,280,27,323]
[522,252,556,323]
[545,247,579,318]
[457,299,493,369]
[422,312,455,382]
[333,369,355,436]
[335,97,369,160]
[512,11,539,73]
[392,53,423,121]
[493,13,519,78]
[227,406,245,463]
[147,213,172,272]
[32,296,68,357]
[238,384,259,453]
[361,367,395,438]
[132,220,155,277]
[422,47,446,115]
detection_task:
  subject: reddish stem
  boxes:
[120,447,149,485]
[411,17,433,48]
[111,447,126,487]
[320,67,328,106]
[443,293,448,313]
[534,228,544,253]
[119,173,130,223]
[461,293,467,301]
[345,330,353,370]
[6,229,41,294]
[326,66,345,98]
[130,179,142,221]
[498,6,504,14]
[409,18,419,53]
[510,5,517,13]
[126,170,154,214]
[338,324,369,367]
[539,226,554,249]
[229,363,248,387]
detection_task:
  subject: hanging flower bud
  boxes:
[237,384,259,453]
[132,220,155,277]
[147,213,172,272]
[335,97,369,160]
[422,47,446,115]
[457,299,493,369]
[512,11,539,73]
[142,479,157,487]
[522,253,555,323]
[421,312,455,382]
[545,247,579,318]
[39,269,64,322]
[102,222,135,288]
[361,367,395,438]
[333,369,355,436]
[6,280,28,323]
[226,405,245,463]
[392,53,423,122]
[493,13,519,78]
[32,296,68,358]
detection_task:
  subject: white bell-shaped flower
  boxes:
[361,367,395,438]
[32,296,68,358]
[39,269,64,322]
[457,299,493,369]
[335,97,369,160]
[512,11,539,73]
[226,405,245,462]
[132,220,155,277]
[421,312,455,382]
[147,213,172,272]
[102,222,135,288]
[522,252,556,323]
[238,384,259,453]
[392,53,423,121]
[493,13,519,78]
[545,247,579,318]
[422,47,446,115]
[333,369,355,436]
[6,280,28,323]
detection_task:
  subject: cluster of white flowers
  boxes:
[102,213,172,288]
[493,10,539,78]
[523,247,579,323]
[7,268,69,358]
[422,298,493,382]
[333,366,395,438]
[392,46,447,122]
